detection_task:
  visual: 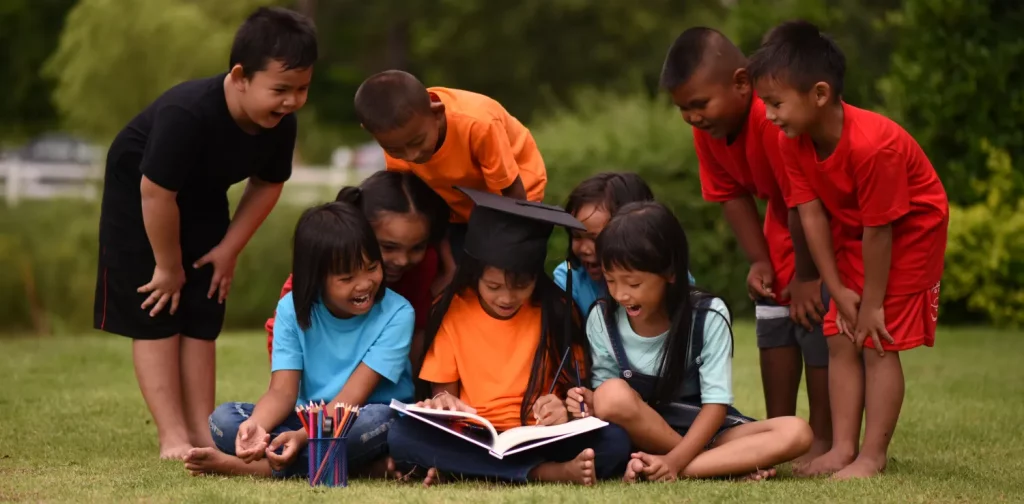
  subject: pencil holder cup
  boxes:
[307,437,349,488]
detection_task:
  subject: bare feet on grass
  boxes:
[738,467,777,482]
[160,442,194,461]
[791,438,832,470]
[794,448,855,477]
[422,467,445,487]
[530,448,596,486]
[183,447,237,476]
[623,458,645,483]
[832,455,887,480]
[355,456,405,480]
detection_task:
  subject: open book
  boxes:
[389,399,608,459]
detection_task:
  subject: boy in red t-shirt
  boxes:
[659,27,832,464]
[749,20,949,479]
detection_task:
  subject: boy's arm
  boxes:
[472,119,524,197]
[500,175,527,200]
[789,209,820,281]
[692,130,774,298]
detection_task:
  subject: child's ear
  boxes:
[430,101,446,118]
[813,82,832,107]
[733,67,751,94]
[228,64,248,90]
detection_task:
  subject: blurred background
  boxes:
[1,0,1021,336]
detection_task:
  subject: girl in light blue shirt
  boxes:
[564,201,812,482]
[553,173,694,316]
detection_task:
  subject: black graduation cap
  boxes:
[457,186,586,394]
[457,186,585,274]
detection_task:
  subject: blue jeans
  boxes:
[209,402,398,479]
[387,416,632,483]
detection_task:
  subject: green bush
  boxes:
[942,141,1024,327]
[531,90,750,313]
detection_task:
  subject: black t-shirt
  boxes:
[99,73,295,260]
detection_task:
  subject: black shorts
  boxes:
[93,246,225,341]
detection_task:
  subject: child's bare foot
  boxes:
[794,448,855,477]
[623,458,646,483]
[183,447,234,476]
[160,442,194,461]
[738,467,776,482]
[529,448,596,486]
[831,454,887,480]
[791,438,831,469]
[422,467,445,487]
[356,456,404,479]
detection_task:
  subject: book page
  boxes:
[492,416,608,455]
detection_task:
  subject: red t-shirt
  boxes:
[265,246,439,356]
[779,102,949,296]
[694,95,795,303]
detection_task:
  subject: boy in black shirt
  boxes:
[94,6,317,460]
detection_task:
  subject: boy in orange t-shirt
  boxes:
[354,70,548,292]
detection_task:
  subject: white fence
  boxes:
[0,159,379,208]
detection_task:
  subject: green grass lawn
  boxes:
[2,323,1022,503]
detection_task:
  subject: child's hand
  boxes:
[137,264,186,317]
[265,430,307,472]
[746,261,775,300]
[193,244,238,304]
[235,419,270,463]
[833,287,861,335]
[565,387,594,419]
[416,391,477,414]
[533,394,568,426]
[854,305,894,357]
[782,278,826,331]
[629,452,681,482]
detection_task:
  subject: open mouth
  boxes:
[583,261,602,277]
[624,303,642,317]
[350,294,372,310]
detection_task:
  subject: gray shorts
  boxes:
[754,285,830,368]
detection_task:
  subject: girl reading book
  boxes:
[387,188,632,486]
[184,201,415,479]
[266,170,450,365]
[565,201,813,482]
[554,172,695,316]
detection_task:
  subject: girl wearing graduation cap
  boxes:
[565,201,813,482]
[387,187,632,486]
[554,172,696,317]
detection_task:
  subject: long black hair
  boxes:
[417,256,590,425]
[291,201,383,330]
[335,170,449,245]
[564,172,655,267]
[596,201,731,404]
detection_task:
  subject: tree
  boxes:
[879,0,1024,205]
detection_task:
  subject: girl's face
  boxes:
[604,266,672,324]
[477,266,536,320]
[372,211,430,283]
[323,257,384,318]
[570,203,611,282]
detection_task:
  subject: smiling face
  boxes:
[371,102,445,164]
[231,59,312,131]
[322,257,383,318]
[754,76,830,138]
[604,266,671,326]
[668,64,750,140]
[570,203,612,282]
[476,266,536,320]
[372,211,431,283]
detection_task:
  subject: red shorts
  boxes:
[823,281,940,351]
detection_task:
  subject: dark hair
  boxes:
[229,7,318,78]
[746,20,846,99]
[353,70,432,133]
[564,172,655,267]
[335,171,450,245]
[597,201,731,404]
[660,27,745,91]
[291,201,384,330]
[418,256,590,424]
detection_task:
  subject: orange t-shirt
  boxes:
[419,289,543,431]
[385,87,547,223]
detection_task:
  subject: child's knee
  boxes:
[593,379,641,423]
[775,416,814,455]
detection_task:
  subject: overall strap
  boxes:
[595,300,636,379]
[685,296,714,384]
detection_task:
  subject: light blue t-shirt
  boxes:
[271,289,415,405]
[553,262,698,317]
[585,298,733,405]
